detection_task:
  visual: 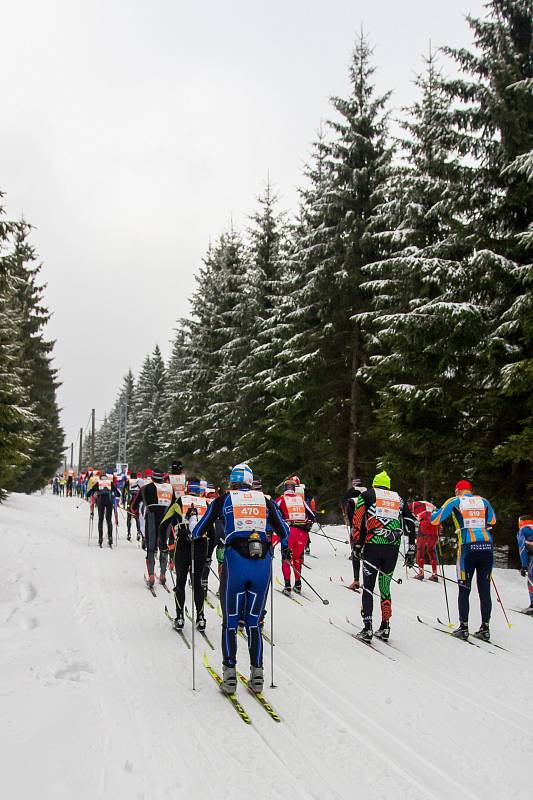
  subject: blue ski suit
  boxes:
[431,493,496,624]
[193,486,289,667]
[517,523,533,607]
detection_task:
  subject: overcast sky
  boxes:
[1,0,486,453]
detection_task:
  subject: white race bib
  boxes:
[374,488,401,522]
[459,496,485,529]
[230,490,267,533]
[283,493,306,523]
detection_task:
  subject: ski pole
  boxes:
[190,536,196,690]
[269,556,276,688]
[361,556,403,585]
[312,526,348,546]
[87,513,93,546]
[210,565,220,582]
[491,576,512,628]
[437,542,452,627]
[297,569,330,605]
[315,522,338,552]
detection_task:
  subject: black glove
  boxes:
[405,544,416,568]
[178,522,189,534]
[281,546,292,562]
[90,511,94,519]
[520,567,527,577]
[352,543,363,560]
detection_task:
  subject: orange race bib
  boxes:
[156,483,173,507]
[374,488,401,522]
[181,496,208,518]
[459,496,485,528]
[283,493,306,523]
[230,490,267,533]
[169,474,186,495]
[98,478,112,491]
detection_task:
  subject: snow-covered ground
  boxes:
[1,492,531,800]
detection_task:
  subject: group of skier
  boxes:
[81,459,532,699]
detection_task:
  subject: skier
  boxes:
[352,470,416,642]
[87,470,120,548]
[168,461,187,496]
[192,463,290,694]
[516,515,533,615]
[126,471,142,541]
[161,478,209,631]
[342,478,367,590]
[276,477,316,594]
[431,479,496,641]
[131,471,174,587]
[410,497,440,581]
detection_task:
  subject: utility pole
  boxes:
[70,442,73,470]
[78,427,83,473]
[124,400,128,463]
[117,404,122,462]
[91,408,95,466]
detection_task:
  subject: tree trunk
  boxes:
[347,332,361,486]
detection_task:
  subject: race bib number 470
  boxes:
[230,491,267,532]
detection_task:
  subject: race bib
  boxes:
[295,484,305,498]
[169,474,186,495]
[230,490,267,533]
[459,496,485,528]
[156,483,173,507]
[283,493,306,523]
[181,495,208,519]
[374,488,401,521]
[98,478,112,491]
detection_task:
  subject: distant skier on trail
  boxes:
[87,470,121,548]
[342,477,367,590]
[160,478,209,632]
[409,497,440,581]
[352,470,416,642]
[192,463,290,695]
[516,515,533,615]
[275,476,315,595]
[431,479,496,641]
[131,471,174,587]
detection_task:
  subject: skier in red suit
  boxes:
[410,498,441,581]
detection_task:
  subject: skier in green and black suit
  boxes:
[352,471,415,642]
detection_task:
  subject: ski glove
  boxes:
[281,546,292,562]
[520,567,527,577]
[353,543,363,560]
[405,545,416,568]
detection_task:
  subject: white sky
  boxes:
[1,0,485,452]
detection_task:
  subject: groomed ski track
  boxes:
[1,493,531,800]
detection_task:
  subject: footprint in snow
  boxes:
[19,616,38,631]
[18,582,37,603]
[53,661,95,682]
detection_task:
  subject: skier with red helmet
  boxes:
[431,479,496,641]
[276,476,316,595]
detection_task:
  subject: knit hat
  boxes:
[372,470,391,490]
[455,479,473,493]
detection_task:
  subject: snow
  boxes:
[1,492,531,800]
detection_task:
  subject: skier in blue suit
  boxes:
[192,463,290,694]
[517,516,533,614]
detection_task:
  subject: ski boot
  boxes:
[173,611,185,631]
[473,622,490,642]
[374,621,390,642]
[452,622,469,640]
[126,532,131,542]
[147,573,155,588]
[414,570,424,580]
[348,580,360,591]
[249,665,264,694]
[108,538,113,549]
[356,625,373,643]
[282,580,292,596]
[428,573,439,582]
[197,612,206,632]
[293,580,302,595]
[305,545,310,555]
[98,539,103,549]
[159,572,167,586]
[221,666,237,695]
[524,606,533,616]
[136,533,141,542]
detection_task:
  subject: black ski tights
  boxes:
[173,537,207,615]
[97,496,113,544]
